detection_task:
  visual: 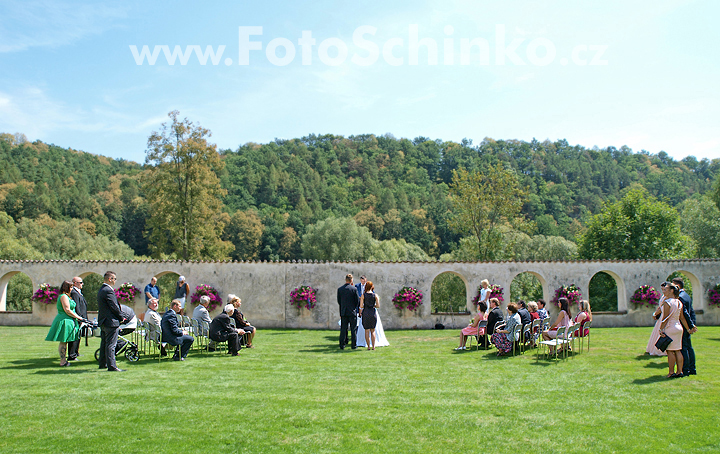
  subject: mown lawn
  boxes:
[0,326,718,454]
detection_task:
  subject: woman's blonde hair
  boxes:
[579,300,591,312]
[481,279,490,286]
[528,301,538,311]
[227,294,240,304]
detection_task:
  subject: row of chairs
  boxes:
[465,317,592,359]
[537,321,592,361]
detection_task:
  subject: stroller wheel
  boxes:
[94,348,100,361]
[125,344,139,362]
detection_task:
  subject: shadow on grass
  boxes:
[706,338,720,342]
[298,344,354,354]
[1,357,96,375]
[644,361,667,369]
[631,375,669,385]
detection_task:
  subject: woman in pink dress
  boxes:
[573,300,592,337]
[646,282,667,356]
[455,301,487,350]
[659,282,690,378]
[542,297,572,341]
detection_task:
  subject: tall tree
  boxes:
[577,187,693,260]
[447,164,528,261]
[144,111,233,260]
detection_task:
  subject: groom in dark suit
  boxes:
[97,271,125,372]
[67,276,88,361]
[338,274,360,350]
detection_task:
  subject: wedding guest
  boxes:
[193,295,212,325]
[67,276,88,361]
[481,298,503,348]
[45,280,84,366]
[517,300,532,343]
[455,301,487,350]
[659,283,691,378]
[209,304,244,356]
[478,279,490,314]
[228,294,256,348]
[542,297,572,345]
[528,301,540,320]
[536,299,549,320]
[646,282,668,356]
[144,276,160,304]
[574,300,592,337]
[491,302,521,356]
[359,281,380,350]
[161,299,194,361]
[174,276,190,315]
[673,277,698,376]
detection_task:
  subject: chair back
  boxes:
[201,320,210,337]
[531,318,541,333]
[477,320,487,335]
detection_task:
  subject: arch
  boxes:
[589,270,625,312]
[430,271,470,313]
[78,272,104,312]
[509,271,546,303]
[667,270,702,310]
[156,271,181,307]
[0,271,34,312]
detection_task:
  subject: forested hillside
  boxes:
[1,132,718,262]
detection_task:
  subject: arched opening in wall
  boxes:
[666,270,701,309]
[431,272,469,314]
[510,272,544,303]
[589,271,618,311]
[2,272,33,311]
[79,272,104,312]
[156,272,181,309]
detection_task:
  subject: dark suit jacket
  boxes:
[338,283,360,317]
[679,289,696,332]
[209,313,235,341]
[161,309,185,345]
[355,283,365,297]
[486,307,504,335]
[70,287,87,319]
[97,283,122,328]
[517,308,532,328]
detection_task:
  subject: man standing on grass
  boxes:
[144,276,160,304]
[673,277,698,376]
[337,274,360,350]
[67,276,87,361]
[97,271,125,372]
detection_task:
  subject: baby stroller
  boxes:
[94,305,140,362]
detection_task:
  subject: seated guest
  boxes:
[528,301,540,320]
[481,298,503,348]
[516,301,532,343]
[228,294,256,348]
[193,295,213,325]
[209,304,245,356]
[161,299,194,361]
[491,302,521,356]
[574,299,592,337]
[144,298,165,355]
[542,297,572,354]
[455,301,488,350]
[536,299,549,320]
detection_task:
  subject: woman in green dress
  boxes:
[45,280,84,366]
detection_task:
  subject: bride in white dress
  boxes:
[357,293,390,347]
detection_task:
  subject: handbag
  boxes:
[655,334,672,352]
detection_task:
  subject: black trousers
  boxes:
[682,332,696,374]
[339,315,357,348]
[213,331,241,354]
[67,337,81,359]
[98,326,119,370]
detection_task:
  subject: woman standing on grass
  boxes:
[646,282,668,356]
[658,282,689,378]
[359,281,379,350]
[45,280,84,367]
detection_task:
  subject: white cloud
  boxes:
[0,1,126,53]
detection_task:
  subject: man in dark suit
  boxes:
[162,299,194,360]
[337,274,360,350]
[67,276,88,361]
[97,271,125,372]
[481,298,503,348]
[209,304,244,356]
[673,277,698,376]
[355,275,367,297]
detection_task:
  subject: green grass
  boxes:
[1,326,719,453]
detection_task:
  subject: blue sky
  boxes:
[1,0,718,164]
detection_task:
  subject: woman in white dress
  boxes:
[357,291,390,347]
[646,282,668,356]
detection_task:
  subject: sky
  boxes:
[0,0,718,164]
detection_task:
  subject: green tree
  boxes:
[301,217,374,261]
[223,210,264,261]
[679,196,720,258]
[144,111,233,260]
[368,238,431,261]
[447,164,528,261]
[431,272,467,313]
[577,187,693,259]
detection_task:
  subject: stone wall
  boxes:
[1,259,719,328]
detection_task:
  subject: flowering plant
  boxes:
[708,283,720,307]
[551,284,582,307]
[392,286,423,311]
[471,283,504,305]
[115,282,140,304]
[290,285,317,310]
[630,285,661,308]
[191,284,223,312]
[31,283,60,305]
